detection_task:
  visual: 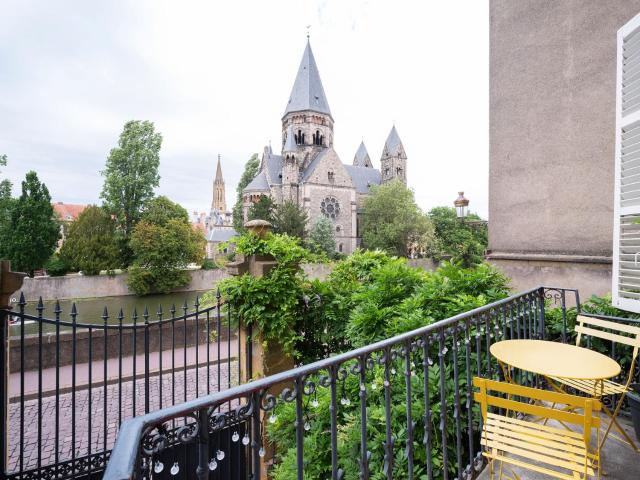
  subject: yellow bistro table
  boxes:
[490,339,621,384]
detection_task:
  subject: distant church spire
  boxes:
[212,155,227,212]
[353,141,373,168]
[381,126,407,184]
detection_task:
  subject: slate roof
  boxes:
[207,228,238,242]
[344,165,381,194]
[383,125,407,158]
[244,170,270,192]
[301,149,330,182]
[353,141,372,167]
[283,125,297,152]
[283,41,332,118]
[265,154,283,185]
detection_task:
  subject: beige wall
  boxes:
[489,0,640,297]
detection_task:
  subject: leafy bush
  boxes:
[45,254,69,276]
[201,258,218,270]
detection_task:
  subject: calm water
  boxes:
[8,290,214,335]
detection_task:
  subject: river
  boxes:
[8,290,214,335]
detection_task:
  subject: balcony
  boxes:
[98,287,639,480]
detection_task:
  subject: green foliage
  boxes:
[215,233,317,356]
[100,120,162,243]
[201,258,219,270]
[272,201,308,239]
[247,195,274,224]
[232,153,260,232]
[428,206,487,267]
[362,180,435,257]
[307,216,336,256]
[1,171,59,275]
[127,196,205,295]
[45,253,69,277]
[59,205,120,275]
[0,154,15,259]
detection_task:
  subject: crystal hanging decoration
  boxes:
[242,434,250,445]
[154,461,164,473]
[258,447,266,457]
[268,413,277,424]
[170,462,180,476]
[216,450,225,461]
[311,398,319,408]
[232,431,239,442]
[208,459,217,471]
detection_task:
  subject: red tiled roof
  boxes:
[52,202,87,222]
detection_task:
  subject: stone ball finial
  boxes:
[244,219,273,238]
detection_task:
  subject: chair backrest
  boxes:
[473,377,601,444]
[575,315,640,362]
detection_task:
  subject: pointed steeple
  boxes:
[283,125,297,153]
[283,40,332,119]
[382,125,407,159]
[353,141,373,168]
[214,154,224,184]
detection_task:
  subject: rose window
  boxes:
[320,197,340,219]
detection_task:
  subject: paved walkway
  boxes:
[7,360,239,473]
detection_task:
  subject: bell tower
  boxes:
[281,125,300,203]
[380,125,407,184]
[212,154,227,212]
[281,39,334,169]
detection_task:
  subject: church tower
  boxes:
[281,125,300,203]
[281,39,334,170]
[212,155,227,212]
[380,126,407,184]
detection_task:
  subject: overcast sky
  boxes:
[0,0,489,218]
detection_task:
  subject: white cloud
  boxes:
[0,0,489,217]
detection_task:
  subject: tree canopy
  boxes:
[60,205,120,275]
[232,153,260,232]
[0,155,15,258]
[247,195,274,224]
[100,120,162,240]
[361,180,434,257]
[2,171,59,276]
[127,196,205,295]
[427,206,487,266]
[307,216,335,256]
[272,201,308,239]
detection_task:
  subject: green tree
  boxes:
[127,196,205,295]
[307,216,335,256]
[0,155,15,260]
[232,153,260,232]
[60,205,120,275]
[247,195,274,223]
[361,180,434,257]
[3,171,59,276]
[100,120,162,240]
[427,206,487,267]
[272,201,308,239]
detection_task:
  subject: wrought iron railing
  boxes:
[103,286,560,480]
[0,291,244,480]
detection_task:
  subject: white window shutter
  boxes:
[613,13,640,312]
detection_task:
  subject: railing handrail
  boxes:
[103,285,546,480]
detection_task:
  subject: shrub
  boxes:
[45,254,69,277]
[201,258,218,270]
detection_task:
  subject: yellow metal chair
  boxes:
[546,315,640,451]
[474,377,601,480]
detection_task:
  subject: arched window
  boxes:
[339,244,343,252]
[297,129,303,145]
[328,170,335,182]
[320,196,341,219]
[312,133,316,144]
[315,130,321,145]
[396,166,403,176]
[336,225,341,233]
[385,168,390,176]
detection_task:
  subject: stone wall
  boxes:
[16,269,230,301]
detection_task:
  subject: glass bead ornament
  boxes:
[311,399,319,408]
[427,357,434,366]
[371,382,377,390]
[383,380,390,387]
[216,450,225,461]
[268,413,277,424]
[232,431,239,442]
[208,459,217,471]
[242,434,250,446]
[154,461,164,474]
[360,383,366,392]
[170,462,180,476]
[304,421,311,431]
[340,397,350,406]
[441,346,448,355]
[259,447,266,457]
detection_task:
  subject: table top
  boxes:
[490,339,621,380]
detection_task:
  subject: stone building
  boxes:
[242,40,408,254]
[487,1,640,300]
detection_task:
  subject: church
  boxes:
[242,40,409,254]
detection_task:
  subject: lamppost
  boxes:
[454,191,469,220]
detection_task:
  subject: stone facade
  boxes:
[488,1,640,298]
[242,40,408,254]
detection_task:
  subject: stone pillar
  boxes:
[0,261,26,475]
[229,220,295,477]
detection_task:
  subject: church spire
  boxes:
[283,40,332,119]
[212,155,227,213]
[353,141,373,168]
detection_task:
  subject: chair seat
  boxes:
[481,412,596,480]
[548,376,628,397]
